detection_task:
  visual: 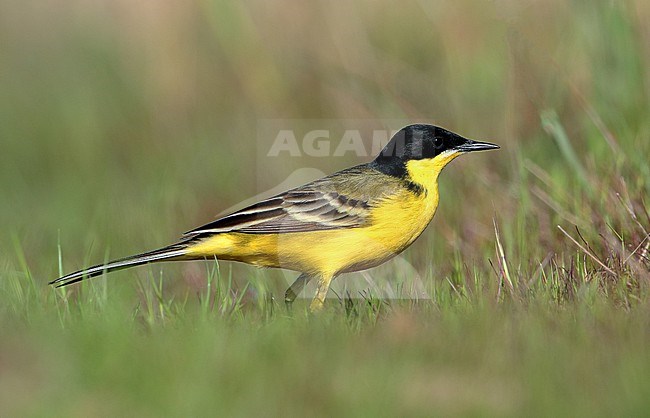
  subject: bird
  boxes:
[50,124,499,311]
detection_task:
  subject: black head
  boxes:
[370,124,499,177]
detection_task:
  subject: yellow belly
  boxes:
[185,187,439,276]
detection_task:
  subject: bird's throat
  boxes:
[405,151,461,192]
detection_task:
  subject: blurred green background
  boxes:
[1,0,649,416]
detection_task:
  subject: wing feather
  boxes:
[184,165,398,236]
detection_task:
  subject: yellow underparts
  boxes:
[186,151,462,278]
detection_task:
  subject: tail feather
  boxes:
[49,245,189,288]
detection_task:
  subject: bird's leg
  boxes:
[309,274,335,312]
[284,273,312,307]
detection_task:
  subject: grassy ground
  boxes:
[1,1,650,416]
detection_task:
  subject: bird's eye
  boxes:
[434,137,443,148]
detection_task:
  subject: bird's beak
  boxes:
[455,139,500,153]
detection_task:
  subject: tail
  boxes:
[49,244,190,288]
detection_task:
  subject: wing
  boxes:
[184,165,400,236]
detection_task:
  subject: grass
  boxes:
[1,0,650,416]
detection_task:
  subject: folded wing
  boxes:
[184,165,405,236]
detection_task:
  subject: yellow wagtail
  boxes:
[51,124,499,311]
